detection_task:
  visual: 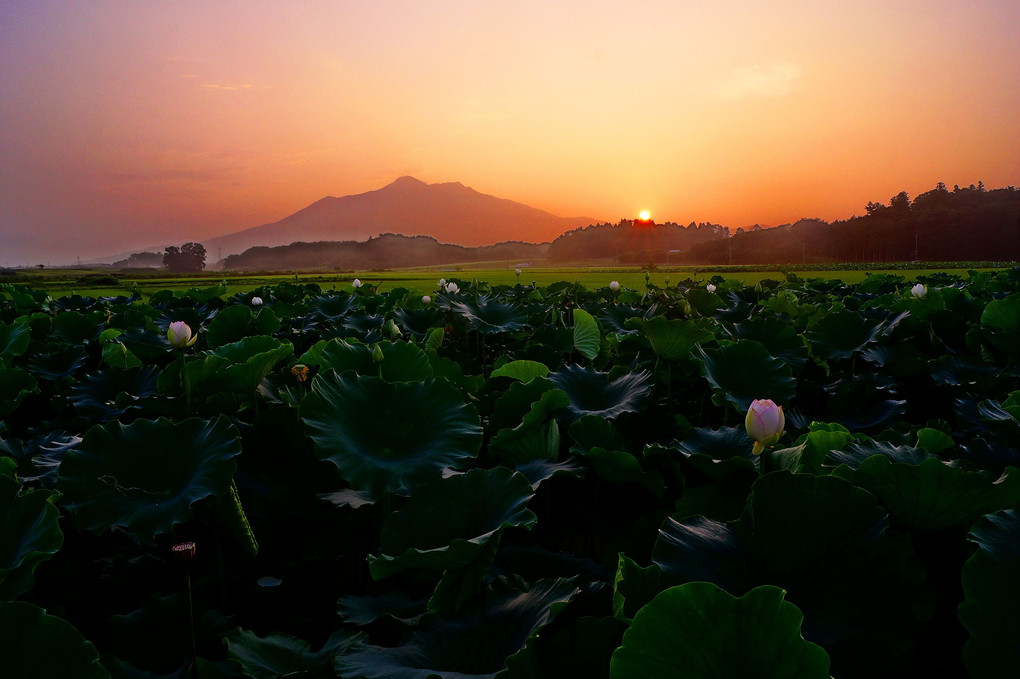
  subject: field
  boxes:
[1,265,1018,678]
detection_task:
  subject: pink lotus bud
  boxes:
[422,295,431,305]
[609,281,620,292]
[167,321,197,349]
[745,399,785,455]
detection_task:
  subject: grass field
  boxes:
[4,262,1015,298]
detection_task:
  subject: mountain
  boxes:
[202,176,596,260]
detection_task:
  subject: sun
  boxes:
[639,210,650,221]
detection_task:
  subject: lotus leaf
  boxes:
[980,295,1020,360]
[69,366,161,421]
[833,457,1020,532]
[549,365,651,422]
[224,627,365,679]
[489,359,550,382]
[0,431,80,487]
[958,509,1020,678]
[56,416,242,540]
[571,308,600,360]
[335,577,579,679]
[729,316,809,369]
[697,340,795,411]
[610,583,830,679]
[300,373,482,499]
[450,296,527,335]
[490,388,569,463]
[318,338,433,381]
[0,601,110,678]
[0,320,30,363]
[624,316,715,363]
[0,475,63,600]
[0,366,39,418]
[649,472,924,653]
[391,306,446,337]
[205,304,281,347]
[25,345,88,380]
[806,310,884,361]
[369,467,536,579]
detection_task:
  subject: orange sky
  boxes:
[1,1,1018,264]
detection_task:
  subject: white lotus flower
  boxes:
[167,321,197,349]
[609,281,620,292]
[515,268,522,276]
[352,279,363,289]
[445,282,460,294]
[251,296,263,307]
[706,283,717,293]
[911,283,927,299]
[439,278,446,287]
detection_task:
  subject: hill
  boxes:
[203,176,595,260]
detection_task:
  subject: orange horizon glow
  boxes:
[1,1,1018,264]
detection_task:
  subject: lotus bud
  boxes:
[645,272,651,282]
[422,295,431,305]
[609,281,620,292]
[445,282,460,294]
[706,283,717,293]
[384,318,402,338]
[167,321,197,349]
[439,278,446,287]
[911,283,927,299]
[515,268,522,276]
[251,296,263,307]
[665,276,670,286]
[352,279,362,289]
[371,344,385,364]
[745,399,785,455]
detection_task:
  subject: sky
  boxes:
[1,0,1018,265]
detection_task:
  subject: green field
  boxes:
[6,261,1016,298]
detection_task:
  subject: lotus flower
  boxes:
[167,321,198,349]
[352,279,363,289]
[515,268,522,276]
[439,278,446,287]
[610,281,620,292]
[745,398,785,455]
[911,283,927,299]
[706,283,717,293]
[422,295,431,305]
[445,282,460,294]
[251,296,263,307]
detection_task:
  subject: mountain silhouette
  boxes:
[202,176,596,260]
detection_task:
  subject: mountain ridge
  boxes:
[201,176,597,260]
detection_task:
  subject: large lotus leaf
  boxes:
[119,327,174,362]
[205,336,295,395]
[0,475,63,600]
[69,366,161,421]
[489,360,550,382]
[832,457,1020,532]
[335,577,579,679]
[805,310,884,361]
[451,296,527,334]
[685,287,725,316]
[487,377,556,434]
[674,425,752,460]
[390,307,446,338]
[568,415,630,454]
[0,367,39,418]
[51,309,106,344]
[309,293,356,320]
[504,615,627,679]
[826,439,930,470]
[981,295,1020,360]
[610,583,830,679]
[25,345,88,380]
[338,592,429,626]
[56,416,242,540]
[318,338,432,382]
[624,316,715,362]
[205,304,281,347]
[300,373,482,499]
[860,344,928,378]
[959,509,1020,678]
[0,320,30,363]
[99,329,142,370]
[490,388,569,464]
[599,304,653,335]
[728,317,808,370]
[772,421,855,475]
[580,447,665,496]
[669,451,758,522]
[697,340,795,411]
[571,308,600,360]
[650,472,924,653]
[224,627,365,679]
[549,365,652,422]
[369,467,536,579]
[0,601,110,678]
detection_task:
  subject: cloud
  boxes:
[714,62,803,99]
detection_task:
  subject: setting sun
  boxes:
[639,211,650,221]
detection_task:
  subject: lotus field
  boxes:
[2,269,1020,678]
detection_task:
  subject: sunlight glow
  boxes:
[639,210,650,221]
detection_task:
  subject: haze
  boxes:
[1,1,1018,265]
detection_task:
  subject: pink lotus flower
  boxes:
[167,321,198,349]
[745,399,785,455]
